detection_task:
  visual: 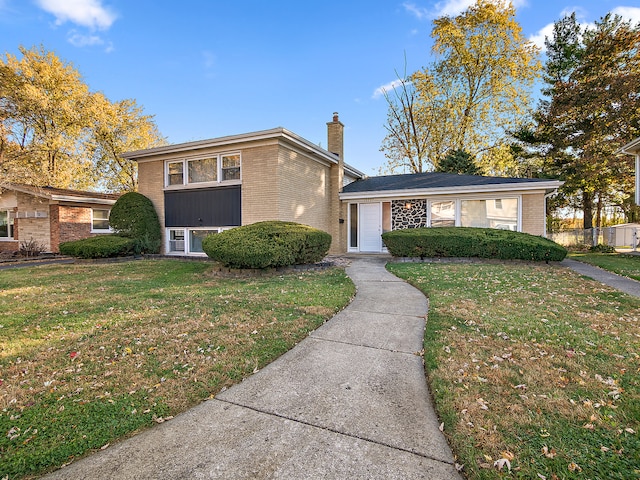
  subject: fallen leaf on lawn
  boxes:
[494,458,511,472]
[624,428,636,434]
[501,451,515,461]
[568,462,582,472]
[601,446,610,452]
[542,446,557,458]
[537,474,547,480]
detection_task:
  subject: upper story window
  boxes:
[91,208,111,232]
[0,210,14,239]
[165,153,241,188]
[188,157,217,183]
[168,161,184,186]
[222,154,240,181]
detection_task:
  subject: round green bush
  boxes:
[382,227,567,262]
[108,192,161,254]
[59,235,136,259]
[202,221,332,269]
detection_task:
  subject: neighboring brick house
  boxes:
[124,113,562,255]
[0,184,120,254]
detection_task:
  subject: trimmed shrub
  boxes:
[202,221,332,269]
[589,244,616,253]
[59,235,136,259]
[382,227,567,262]
[108,192,161,254]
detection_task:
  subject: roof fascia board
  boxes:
[339,181,563,200]
[124,127,365,179]
[619,137,640,155]
[51,195,118,205]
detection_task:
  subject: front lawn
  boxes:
[0,260,355,479]
[388,262,640,479]
[570,252,640,281]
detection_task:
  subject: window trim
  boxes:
[165,227,233,256]
[0,209,14,240]
[91,208,112,233]
[427,195,521,231]
[165,152,242,189]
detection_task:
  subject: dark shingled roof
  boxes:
[342,172,554,193]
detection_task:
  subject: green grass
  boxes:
[0,260,355,479]
[388,261,640,480]
[570,252,640,281]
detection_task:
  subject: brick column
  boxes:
[327,113,346,253]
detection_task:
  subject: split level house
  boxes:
[123,113,563,256]
[0,184,120,254]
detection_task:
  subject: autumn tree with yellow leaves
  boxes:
[381,0,540,174]
[0,46,165,192]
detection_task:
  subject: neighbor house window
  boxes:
[430,201,455,227]
[166,153,241,187]
[0,210,14,239]
[91,209,111,232]
[188,157,217,183]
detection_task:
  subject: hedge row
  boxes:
[381,227,567,262]
[59,235,136,259]
[202,221,331,269]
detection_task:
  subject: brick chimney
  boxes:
[327,112,344,162]
[328,112,346,253]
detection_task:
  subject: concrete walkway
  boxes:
[43,256,462,480]
[562,258,640,298]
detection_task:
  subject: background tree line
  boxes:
[0,45,165,193]
[381,0,640,229]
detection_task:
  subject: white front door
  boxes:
[359,203,382,252]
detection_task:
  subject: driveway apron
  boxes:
[42,256,462,480]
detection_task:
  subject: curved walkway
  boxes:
[43,256,462,480]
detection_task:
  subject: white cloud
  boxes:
[67,30,103,47]
[372,79,408,99]
[36,0,117,30]
[404,0,528,20]
[611,6,640,25]
[529,22,555,49]
[402,2,430,20]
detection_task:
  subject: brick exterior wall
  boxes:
[137,159,166,248]
[241,143,280,226]
[521,193,545,236]
[14,192,51,252]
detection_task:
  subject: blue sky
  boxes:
[1,0,639,176]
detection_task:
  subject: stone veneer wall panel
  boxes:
[392,199,427,230]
